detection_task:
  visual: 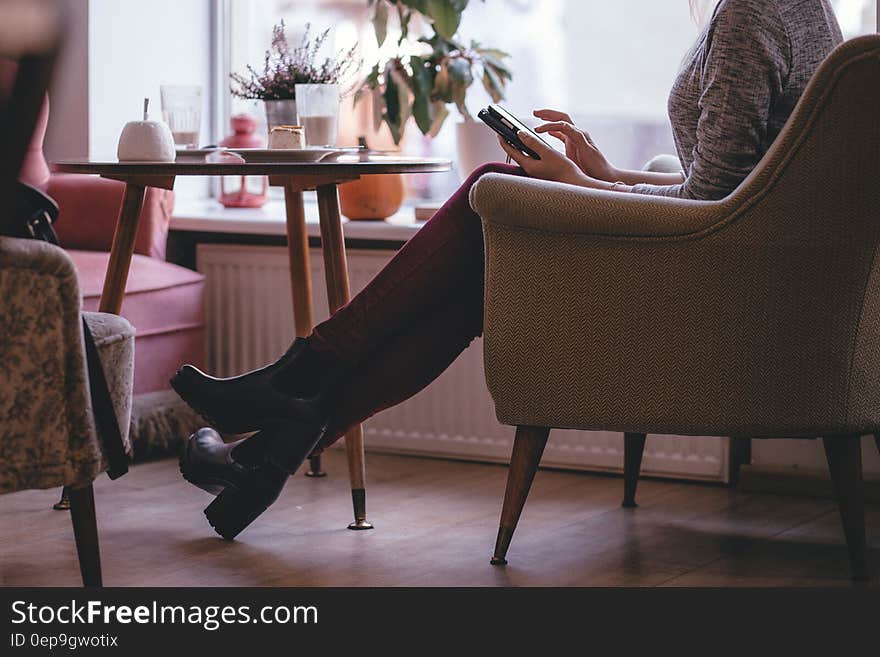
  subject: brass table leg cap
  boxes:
[348,519,374,530]
[53,487,70,511]
[305,470,327,478]
[490,556,508,566]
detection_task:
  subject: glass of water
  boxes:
[294,83,340,147]
[160,85,202,149]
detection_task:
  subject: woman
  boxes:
[173,0,843,538]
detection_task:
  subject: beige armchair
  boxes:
[471,35,880,580]
[0,236,134,586]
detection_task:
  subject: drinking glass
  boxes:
[294,83,340,147]
[160,85,202,149]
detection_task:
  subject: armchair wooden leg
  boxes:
[68,484,102,587]
[728,437,752,486]
[622,432,647,508]
[491,426,550,566]
[822,435,868,581]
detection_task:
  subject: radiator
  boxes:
[197,243,729,482]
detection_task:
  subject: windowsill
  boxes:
[171,196,431,242]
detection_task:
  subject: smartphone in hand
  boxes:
[477,104,549,160]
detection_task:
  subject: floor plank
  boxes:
[1,451,876,587]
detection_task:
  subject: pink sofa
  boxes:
[14,76,207,394]
[49,175,207,393]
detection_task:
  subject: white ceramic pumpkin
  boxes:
[117,117,175,162]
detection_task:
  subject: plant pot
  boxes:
[339,174,405,221]
[455,120,507,179]
[264,99,298,130]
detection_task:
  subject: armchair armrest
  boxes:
[470,173,720,238]
[0,235,81,315]
[47,174,174,260]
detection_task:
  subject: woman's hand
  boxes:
[497,132,587,186]
[532,109,617,182]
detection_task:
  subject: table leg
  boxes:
[315,183,372,530]
[283,184,326,478]
[99,183,146,313]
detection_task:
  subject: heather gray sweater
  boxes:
[632,0,842,200]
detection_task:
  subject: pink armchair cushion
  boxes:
[49,174,174,260]
[70,250,206,393]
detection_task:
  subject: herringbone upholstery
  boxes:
[471,35,880,439]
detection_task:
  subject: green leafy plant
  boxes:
[358,0,512,144]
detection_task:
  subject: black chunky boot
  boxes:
[179,427,298,540]
[180,419,332,539]
[170,338,340,435]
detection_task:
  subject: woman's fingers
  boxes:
[496,131,554,172]
[518,130,553,156]
[534,120,596,149]
[534,121,566,134]
[537,128,568,145]
[535,122,584,143]
[497,135,528,167]
[533,108,573,123]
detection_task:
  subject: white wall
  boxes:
[752,437,880,475]
[87,0,213,159]
[44,0,89,162]
[44,0,215,197]
[88,0,214,198]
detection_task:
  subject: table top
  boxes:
[53,154,452,177]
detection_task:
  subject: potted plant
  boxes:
[231,21,359,130]
[358,0,513,174]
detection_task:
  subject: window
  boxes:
[224,0,372,147]
[222,0,878,199]
[833,0,877,36]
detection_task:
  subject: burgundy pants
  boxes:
[309,162,524,447]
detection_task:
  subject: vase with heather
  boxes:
[230,21,358,134]
[263,99,298,130]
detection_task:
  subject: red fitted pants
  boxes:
[309,162,523,447]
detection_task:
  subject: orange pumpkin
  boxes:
[338,173,405,221]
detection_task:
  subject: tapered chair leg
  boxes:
[491,426,550,566]
[822,435,868,581]
[622,432,647,508]
[68,484,102,587]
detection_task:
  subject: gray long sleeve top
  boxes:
[631,0,843,200]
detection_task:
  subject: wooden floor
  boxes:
[2,450,878,587]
